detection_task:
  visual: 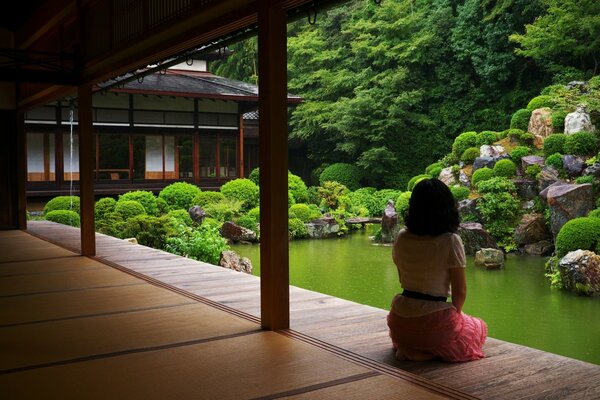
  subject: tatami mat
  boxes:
[0,256,103,277]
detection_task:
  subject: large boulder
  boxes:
[514,178,539,201]
[306,217,340,239]
[528,108,554,149]
[458,199,481,223]
[474,248,504,270]
[523,240,554,256]
[457,222,499,255]
[564,104,596,135]
[438,167,457,187]
[539,180,568,202]
[459,170,471,187]
[583,163,600,178]
[514,213,551,246]
[480,145,506,158]
[562,155,586,178]
[559,250,600,296]
[219,250,253,274]
[472,156,495,172]
[547,184,594,238]
[220,221,258,243]
[380,200,401,243]
[521,155,545,171]
[538,166,561,192]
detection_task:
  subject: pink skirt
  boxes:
[387,308,487,362]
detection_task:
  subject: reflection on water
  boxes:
[232,227,600,365]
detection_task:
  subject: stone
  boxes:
[514,213,551,246]
[514,178,539,201]
[539,180,568,202]
[538,166,561,192]
[475,248,505,269]
[523,240,554,256]
[528,108,554,148]
[457,199,481,223]
[306,217,340,239]
[583,163,600,178]
[480,145,506,158]
[459,170,471,187]
[562,155,586,178]
[521,155,545,171]
[220,221,257,243]
[559,250,600,296]
[564,104,596,135]
[219,250,253,274]
[438,167,457,186]
[566,81,589,91]
[380,200,401,243]
[547,183,594,238]
[124,237,138,244]
[472,156,495,172]
[188,205,206,224]
[457,222,499,255]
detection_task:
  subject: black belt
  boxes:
[402,289,447,302]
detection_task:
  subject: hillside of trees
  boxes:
[211,0,600,188]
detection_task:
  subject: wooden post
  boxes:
[78,84,95,256]
[16,112,27,229]
[258,1,289,331]
[239,114,245,178]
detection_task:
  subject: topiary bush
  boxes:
[545,153,564,170]
[395,191,412,220]
[519,132,535,145]
[510,146,531,164]
[460,147,480,164]
[510,109,532,130]
[159,182,201,211]
[122,215,177,250]
[289,203,314,223]
[477,131,498,146]
[114,200,146,220]
[319,163,362,190]
[407,174,431,191]
[192,191,225,208]
[527,95,555,110]
[493,159,517,178]
[588,209,600,218]
[425,162,444,177]
[564,131,598,156]
[118,190,158,216]
[543,134,566,157]
[452,131,478,158]
[288,217,308,239]
[220,178,259,211]
[95,197,116,220]
[555,217,600,257]
[95,211,125,238]
[248,168,260,185]
[450,186,470,201]
[45,210,80,227]
[471,167,494,187]
[288,172,309,203]
[44,196,80,215]
[167,209,194,227]
[156,197,169,215]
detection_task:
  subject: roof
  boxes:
[109,70,302,103]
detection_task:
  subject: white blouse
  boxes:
[390,229,466,317]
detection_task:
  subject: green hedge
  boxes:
[555,217,600,258]
[319,163,362,191]
[118,191,158,216]
[46,210,80,227]
[543,134,566,157]
[114,200,146,220]
[44,196,80,215]
[192,191,225,208]
[95,197,116,220]
[159,182,201,211]
[220,179,259,210]
[510,109,531,130]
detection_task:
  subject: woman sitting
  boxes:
[387,178,487,362]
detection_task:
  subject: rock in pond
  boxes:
[220,221,257,243]
[475,248,505,269]
[514,213,551,246]
[380,200,400,243]
[306,217,340,239]
[219,250,253,274]
[457,222,499,256]
[559,250,600,296]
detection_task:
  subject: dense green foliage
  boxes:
[461,147,480,164]
[220,179,259,210]
[510,146,531,163]
[167,209,194,227]
[347,188,379,216]
[45,210,80,227]
[510,109,532,130]
[94,197,116,220]
[159,182,201,211]
[318,181,349,210]
[471,167,494,186]
[165,224,230,265]
[288,217,309,239]
[476,177,521,250]
[525,163,542,179]
[289,203,318,222]
[493,159,517,178]
[122,215,176,249]
[118,191,158,216]
[192,191,225,208]
[543,134,566,156]
[527,95,555,110]
[407,174,430,192]
[545,153,564,170]
[319,163,362,190]
[44,196,80,215]
[450,186,470,201]
[452,132,479,159]
[288,172,310,203]
[555,217,600,258]
[563,131,598,156]
[114,200,146,220]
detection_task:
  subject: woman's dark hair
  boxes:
[405,178,460,236]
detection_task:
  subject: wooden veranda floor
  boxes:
[14,221,600,399]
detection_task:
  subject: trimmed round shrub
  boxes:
[395,191,412,219]
[220,178,259,210]
[319,163,362,190]
[156,197,169,215]
[288,172,309,203]
[543,134,566,157]
[493,159,517,178]
[525,164,542,179]
[507,128,525,140]
[44,196,80,215]
[95,197,116,220]
[407,174,430,191]
[510,146,531,164]
[45,210,80,227]
[452,131,478,158]
[347,188,378,216]
[564,131,598,156]
[425,162,444,175]
[510,109,532,130]
[192,191,225,208]
[289,203,313,223]
[159,182,201,211]
[114,200,146,220]
[118,191,158,216]
[248,168,260,185]
[167,209,194,227]
[545,153,563,170]
[588,209,600,218]
[477,131,498,146]
[471,167,494,187]
[123,215,177,250]
[527,95,555,110]
[237,214,258,231]
[450,186,470,201]
[460,147,480,164]
[95,211,125,238]
[555,217,600,257]
[247,206,260,221]
[551,110,567,132]
[288,217,308,239]
[519,132,535,145]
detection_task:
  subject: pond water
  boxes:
[232,226,600,365]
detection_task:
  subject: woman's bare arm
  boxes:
[449,267,467,313]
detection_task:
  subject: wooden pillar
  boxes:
[239,114,245,178]
[258,1,289,330]
[16,112,27,229]
[0,110,26,230]
[78,84,95,256]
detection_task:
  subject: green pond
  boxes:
[232,226,600,365]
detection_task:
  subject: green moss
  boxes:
[545,153,563,170]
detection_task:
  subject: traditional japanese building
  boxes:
[25,57,300,197]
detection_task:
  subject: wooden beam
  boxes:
[17,112,27,229]
[258,1,289,331]
[78,84,95,256]
[239,114,245,178]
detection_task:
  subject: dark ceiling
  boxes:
[0,1,45,32]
